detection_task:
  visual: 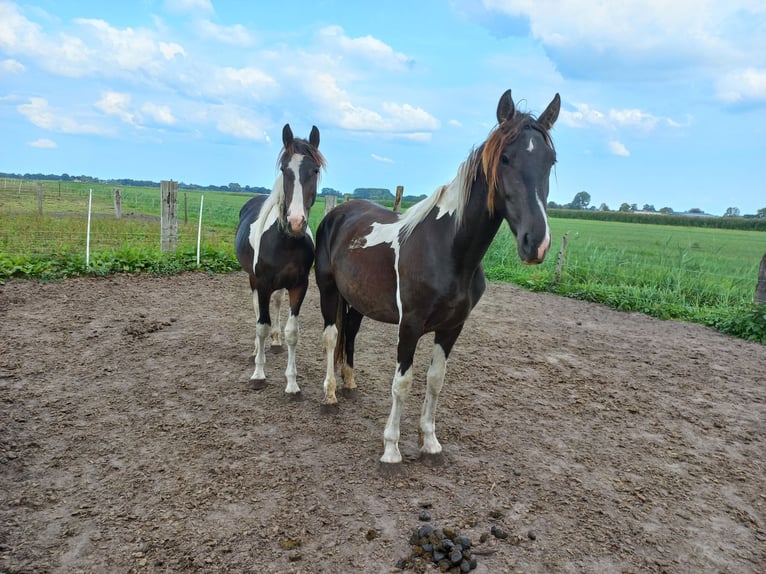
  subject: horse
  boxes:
[314,89,560,472]
[235,123,325,397]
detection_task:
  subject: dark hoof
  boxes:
[340,387,358,400]
[419,452,445,467]
[270,344,284,354]
[286,391,304,402]
[378,462,407,478]
[250,378,267,390]
[319,403,340,415]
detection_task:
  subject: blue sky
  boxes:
[1,0,765,216]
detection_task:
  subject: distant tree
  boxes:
[642,204,656,212]
[353,188,393,200]
[568,191,591,210]
[228,182,242,192]
[598,203,610,211]
[757,207,766,219]
[723,207,741,217]
[321,187,341,196]
[688,208,703,214]
[630,203,638,212]
[618,203,632,212]
[659,207,673,214]
[547,200,561,209]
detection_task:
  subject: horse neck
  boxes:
[451,178,503,273]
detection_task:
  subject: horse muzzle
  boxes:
[519,232,551,265]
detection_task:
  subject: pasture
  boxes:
[1,272,764,572]
[1,179,764,342]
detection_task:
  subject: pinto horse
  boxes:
[314,89,560,471]
[235,124,325,396]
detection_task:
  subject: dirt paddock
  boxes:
[1,272,764,573]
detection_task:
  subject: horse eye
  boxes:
[500,154,509,165]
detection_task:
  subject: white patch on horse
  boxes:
[248,173,285,272]
[285,154,306,231]
[359,222,404,324]
[381,362,414,464]
[526,138,535,152]
[536,193,551,259]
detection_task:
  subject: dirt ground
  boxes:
[1,271,764,573]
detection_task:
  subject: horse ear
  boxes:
[538,93,561,131]
[282,124,294,147]
[309,125,320,148]
[496,89,515,124]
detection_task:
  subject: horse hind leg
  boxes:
[269,289,285,352]
[340,307,363,398]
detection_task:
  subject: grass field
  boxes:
[1,179,764,343]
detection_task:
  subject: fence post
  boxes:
[755,253,766,304]
[37,183,43,215]
[324,194,337,215]
[552,233,569,287]
[393,185,404,212]
[114,188,122,219]
[160,180,179,252]
[184,193,188,225]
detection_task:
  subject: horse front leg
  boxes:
[419,326,464,465]
[251,289,272,390]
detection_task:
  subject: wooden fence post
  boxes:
[324,194,337,215]
[114,188,122,219]
[755,253,766,304]
[160,180,179,252]
[552,233,569,287]
[393,185,404,212]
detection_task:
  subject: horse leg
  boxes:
[419,325,464,466]
[251,289,272,389]
[270,289,284,351]
[283,284,308,398]
[340,307,363,398]
[318,282,340,408]
[380,325,419,472]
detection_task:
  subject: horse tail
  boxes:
[333,295,349,368]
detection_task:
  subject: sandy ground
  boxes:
[1,271,764,573]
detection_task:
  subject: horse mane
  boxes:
[399,110,553,242]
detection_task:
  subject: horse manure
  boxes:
[490,525,508,539]
[399,523,477,572]
[418,511,432,522]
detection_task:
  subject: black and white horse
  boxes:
[235,124,325,396]
[314,90,560,471]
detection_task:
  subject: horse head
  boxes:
[483,89,560,264]
[279,123,324,236]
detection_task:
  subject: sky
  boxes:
[1,0,765,216]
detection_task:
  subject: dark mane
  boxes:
[469,111,554,215]
[278,138,327,170]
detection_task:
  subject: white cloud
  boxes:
[319,25,413,70]
[159,41,186,60]
[309,72,439,134]
[371,154,394,163]
[142,102,176,125]
[95,91,135,124]
[0,58,25,73]
[195,19,253,46]
[561,102,669,132]
[17,97,110,134]
[608,141,630,157]
[30,138,56,148]
[468,0,766,98]
[716,68,766,103]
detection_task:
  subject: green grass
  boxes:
[2,179,765,344]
